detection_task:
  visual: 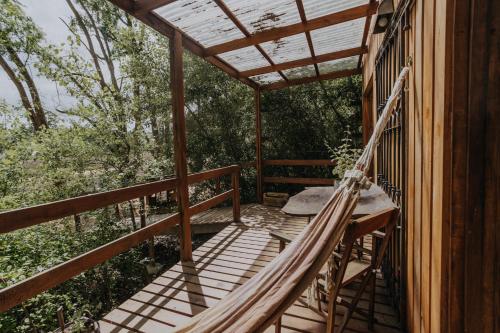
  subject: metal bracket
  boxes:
[406,55,413,67]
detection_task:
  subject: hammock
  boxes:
[174,67,410,333]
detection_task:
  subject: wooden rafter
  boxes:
[240,46,367,77]
[205,3,378,56]
[213,0,288,81]
[358,0,377,68]
[261,68,362,91]
[108,0,258,89]
[295,0,320,76]
[134,0,177,15]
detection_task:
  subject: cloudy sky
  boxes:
[0,0,76,111]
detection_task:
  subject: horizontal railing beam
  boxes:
[0,213,180,312]
[262,159,335,166]
[0,178,178,234]
[188,190,234,217]
[187,165,240,185]
[263,177,335,185]
[239,161,257,169]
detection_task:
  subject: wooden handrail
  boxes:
[189,190,234,216]
[263,177,335,185]
[0,178,179,234]
[0,213,180,312]
[239,161,257,169]
[262,159,335,166]
[187,165,240,185]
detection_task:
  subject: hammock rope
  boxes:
[174,67,410,333]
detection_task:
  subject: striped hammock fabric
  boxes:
[174,67,410,333]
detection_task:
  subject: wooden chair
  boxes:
[270,207,399,333]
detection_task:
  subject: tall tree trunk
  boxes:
[0,53,48,131]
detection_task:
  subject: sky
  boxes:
[0,0,76,111]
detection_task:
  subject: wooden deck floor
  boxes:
[99,204,402,333]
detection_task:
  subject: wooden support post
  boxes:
[232,167,241,222]
[255,88,263,203]
[170,30,192,261]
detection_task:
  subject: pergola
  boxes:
[107,0,378,260]
[110,0,377,89]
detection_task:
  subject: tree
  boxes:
[38,0,175,186]
[0,0,48,131]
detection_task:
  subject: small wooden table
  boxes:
[281,184,396,219]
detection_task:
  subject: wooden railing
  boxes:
[187,165,240,221]
[0,165,241,312]
[262,159,336,186]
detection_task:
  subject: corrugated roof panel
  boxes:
[259,33,311,64]
[249,72,284,84]
[218,46,271,71]
[224,0,301,34]
[318,56,359,74]
[302,0,368,20]
[155,0,245,47]
[282,65,317,79]
[310,17,365,55]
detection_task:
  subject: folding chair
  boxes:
[270,207,399,333]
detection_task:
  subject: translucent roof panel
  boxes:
[154,0,245,47]
[283,65,317,79]
[302,0,369,20]
[310,17,365,55]
[224,0,301,34]
[259,34,312,64]
[318,56,359,74]
[218,46,271,72]
[249,72,284,84]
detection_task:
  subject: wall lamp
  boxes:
[373,0,394,34]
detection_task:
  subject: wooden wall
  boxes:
[362,0,498,332]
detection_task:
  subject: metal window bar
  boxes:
[374,0,412,325]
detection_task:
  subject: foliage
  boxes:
[261,76,362,191]
[326,127,363,179]
[0,0,49,130]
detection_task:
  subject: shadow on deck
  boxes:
[100,204,402,333]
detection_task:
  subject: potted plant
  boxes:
[325,127,363,181]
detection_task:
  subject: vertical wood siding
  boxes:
[363,0,498,332]
[362,0,447,331]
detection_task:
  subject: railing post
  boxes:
[255,88,263,203]
[170,30,192,261]
[232,166,241,222]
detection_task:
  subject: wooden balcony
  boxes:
[100,204,402,333]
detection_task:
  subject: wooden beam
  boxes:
[170,30,192,261]
[134,0,177,16]
[187,165,239,185]
[255,89,263,203]
[262,159,335,166]
[231,169,241,222]
[213,0,288,81]
[205,3,378,56]
[0,213,180,312]
[107,0,258,89]
[188,190,233,217]
[263,177,335,185]
[261,68,362,90]
[0,178,178,234]
[295,0,320,76]
[357,0,376,68]
[240,46,367,77]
